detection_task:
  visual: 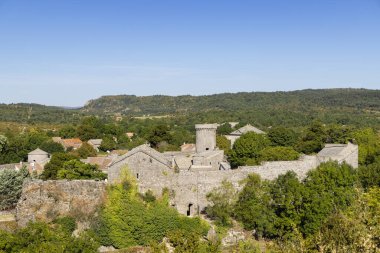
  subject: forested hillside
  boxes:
[1,89,379,128]
[0,104,82,124]
[84,88,380,128]
[84,89,380,115]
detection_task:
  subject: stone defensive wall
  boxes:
[170,155,320,214]
[16,179,107,227]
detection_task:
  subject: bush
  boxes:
[0,221,98,252]
[40,153,78,180]
[92,168,208,249]
[39,140,65,154]
[53,216,77,234]
[206,180,237,226]
[358,159,380,189]
[0,167,29,210]
[301,161,358,236]
[258,146,300,162]
[72,142,97,158]
[268,127,298,147]
[228,132,270,167]
[57,160,106,180]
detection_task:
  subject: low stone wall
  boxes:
[16,179,107,227]
[240,155,320,180]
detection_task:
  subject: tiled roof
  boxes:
[180,143,196,152]
[82,156,114,171]
[62,138,82,147]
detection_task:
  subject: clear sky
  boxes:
[0,0,379,106]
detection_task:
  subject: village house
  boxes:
[225,124,265,147]
[52,137,83,150]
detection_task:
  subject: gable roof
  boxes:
[28,148,49,155]
[180,143,196,152]
[110,144,172,168]
[81,156,114,171]
[88,139,103,145]
[230,124,265,135]
[61,138,82,147]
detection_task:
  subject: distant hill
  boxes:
[1,89,379,127]
[83,89,380,115]
[0,103,82,124]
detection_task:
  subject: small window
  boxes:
[206,148,209,151]
[149,158,153,163]
[136,173,139,179]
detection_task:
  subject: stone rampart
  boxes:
[16,179,106,227]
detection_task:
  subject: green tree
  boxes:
[40,140,65,154]
[99,136,117,151]
[310,187,380,252]
[270,172,304,239]
[57,160,106,180]
[147,125,172,148]
[358,159,380,189]
[325,124,352,144]
[58,126,77,138]
[0,135,7,153]
[301,161,358,236]
[258,146,300,162]
[234,174,276,239]
[72,142,97,158]
[93,168,208,249]
[228,132,270,167]
[216,135,231,153]
[267,127,298,147]
[206,180,238,226]
[40,153,78,180]
[217,123,233,135]
[352,128,380,165]
[296,121,326,154]
[0,221,98,252]
[0,167,29,210]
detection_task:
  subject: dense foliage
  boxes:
[92,168,209,249]
[57,160,106,180]
[205,151,380,252]
[0,167,29,210]
[83,89,380,129]
[0,221,98,252]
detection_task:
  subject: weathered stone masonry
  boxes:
[107,125,359,216]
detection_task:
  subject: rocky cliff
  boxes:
[16,179,107,227]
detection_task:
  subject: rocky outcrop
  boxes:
[16,179,107,227]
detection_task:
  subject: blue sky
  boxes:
[0,0,379,106]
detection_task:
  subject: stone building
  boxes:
[107,124,358,217]
[0,148,50,174]
[225,124,265,148]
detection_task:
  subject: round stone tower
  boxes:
[195,124,217,153]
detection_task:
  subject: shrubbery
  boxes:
[0,221,98,252]
[92,168,209,249]
[0,167,29,210]
[208,161,359,240]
